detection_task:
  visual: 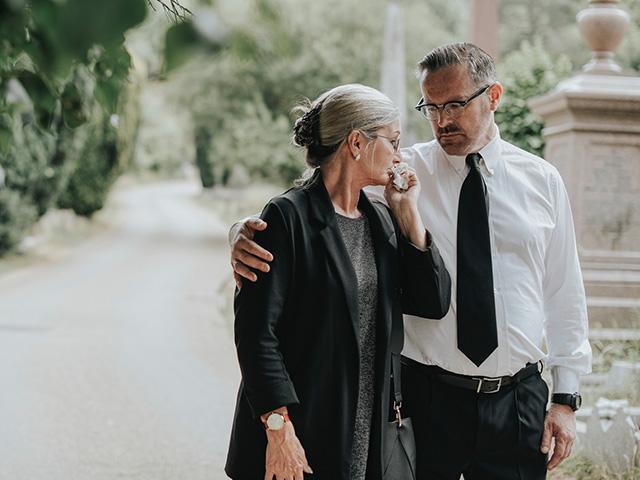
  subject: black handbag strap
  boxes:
[391,352,403,412]
[391,353,402,428]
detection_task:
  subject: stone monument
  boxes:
[529,0,640,327]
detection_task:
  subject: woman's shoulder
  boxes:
[260,186,308,225]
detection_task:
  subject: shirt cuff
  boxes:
[551,366,580,394]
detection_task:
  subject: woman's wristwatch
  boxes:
[263,411,290,431]
[551,393,582,411]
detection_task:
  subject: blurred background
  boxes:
[0,0,639,479]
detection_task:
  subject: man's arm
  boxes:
[543,172,592,394]
[540,170,592,470]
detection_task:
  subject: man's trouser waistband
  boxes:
[401,356,542,394]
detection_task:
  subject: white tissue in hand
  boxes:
[391,162,409,191]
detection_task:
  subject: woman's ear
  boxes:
[346,130,362,160]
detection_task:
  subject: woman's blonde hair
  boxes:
[292,84,399,170]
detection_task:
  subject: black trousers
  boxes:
[401,357,549,480]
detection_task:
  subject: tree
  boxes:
[163,0,467,187]
[0,0,174,253]
[495,40,573,158]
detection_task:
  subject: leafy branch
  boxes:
[147,0,193,22]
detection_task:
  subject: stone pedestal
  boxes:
[529,73,640,327]
[529,0,639,327]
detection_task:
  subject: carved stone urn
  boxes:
[577,0,631,74]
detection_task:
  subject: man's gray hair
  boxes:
[417,42,496,87]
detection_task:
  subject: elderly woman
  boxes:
[225,84,450,480]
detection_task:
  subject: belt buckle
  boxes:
[475,376,502,394]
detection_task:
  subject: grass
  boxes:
[587,325,640,405]
[591,339,640,373]
[551,455,640,480]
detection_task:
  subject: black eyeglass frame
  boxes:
[414,84,492,120]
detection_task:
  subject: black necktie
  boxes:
[457,153,497,367]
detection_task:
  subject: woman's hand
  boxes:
[265,422,313,480]
[384,166,428,250]
[384,165,421,211]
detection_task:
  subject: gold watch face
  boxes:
[266,413,285,430]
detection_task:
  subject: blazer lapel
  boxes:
[304,170,360,350]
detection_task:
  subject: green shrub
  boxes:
[0,0,147,256]
[195,126,215,188]
[56,113,119,217]
[0,113,59,216]
[210,98,302,186]
[0,188,38,254]
[496,39,573,158]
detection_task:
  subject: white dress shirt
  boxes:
[365,127,592,393]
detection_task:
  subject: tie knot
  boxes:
[466,153,482,169]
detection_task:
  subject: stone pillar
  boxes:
[471,0,499,61]
[380,0,406,129]
[529,0,640,327]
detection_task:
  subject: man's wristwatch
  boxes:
[263,412,290,431]
[552,393,582,411]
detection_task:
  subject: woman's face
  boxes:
[360,118,401,186]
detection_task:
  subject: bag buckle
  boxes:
[474,376,502,394]
[393,401,403,427]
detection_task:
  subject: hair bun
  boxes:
[293,102,322,147]
[292,115,315,147]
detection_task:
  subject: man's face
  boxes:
[420,64,500,156]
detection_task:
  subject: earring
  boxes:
[354,154,360,161]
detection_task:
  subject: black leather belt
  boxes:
[402,356,542,394]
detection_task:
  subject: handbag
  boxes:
[382,352,417,480]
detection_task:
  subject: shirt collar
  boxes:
[440,125,501,177]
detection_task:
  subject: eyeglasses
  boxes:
[370,134,401,152]
[414,84,492,120]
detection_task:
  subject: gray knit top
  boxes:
[335,212,378,480]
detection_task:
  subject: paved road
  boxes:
[0,180,240,480]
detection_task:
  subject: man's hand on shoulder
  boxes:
[229,218,274,289]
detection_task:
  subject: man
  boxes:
[228,43,591,479]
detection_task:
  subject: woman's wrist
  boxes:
[266,418,296,442]
[260,406,289,424]
[395,204,427,250]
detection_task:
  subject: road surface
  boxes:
[0,180,241,480]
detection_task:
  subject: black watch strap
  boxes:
[552,393,582,411]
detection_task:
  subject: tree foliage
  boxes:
[0,0,155,253]
[165,0,467,187]
[496,40,573,158]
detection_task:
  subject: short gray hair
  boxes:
[417,42,496,87]
[292,84,399,169]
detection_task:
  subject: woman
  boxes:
[225,84,450,480]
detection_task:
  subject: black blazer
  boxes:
[225,170,450,480]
